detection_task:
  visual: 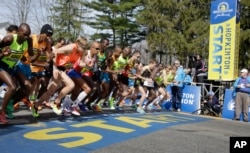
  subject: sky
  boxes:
[0,0,96,36]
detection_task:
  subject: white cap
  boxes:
[240,69,248,73]
[207,91,215,96]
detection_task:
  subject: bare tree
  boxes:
[1,0,32,24]
[0,0,55,33]
[29,0,55,32]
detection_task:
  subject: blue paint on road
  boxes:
[0,112,211,153]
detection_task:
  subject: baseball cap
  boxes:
[207,91,215,96]
[40,24,53,36]
[240,69,248,73]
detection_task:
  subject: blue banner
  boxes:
[222,89,250,121]
[166,85,201,113]
[124,85,201,113]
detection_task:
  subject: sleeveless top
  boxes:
[80,50,96,74]
[97,52,106,68]
[142,66,154,87]
[113,55,129,76]
[1,34,28,68]
[30,34,48,72]
[55,43,82,67]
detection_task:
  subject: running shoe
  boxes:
[98,99,105,107]
[131,104,137,110]
[148,103,154,110]
[136,107,145,114]
[115,105,123,111]
[50,103,62,115]
[0,112,8,124]
[71,107,80,116]
[91,104,102,112]
[5,110,15,119]
[108,97,115,110]
[78,103,86,112]
[22,97,32,110]
[29,94,37,102]
[61,98,71,111]
[31,104,39,118]
[62,104,72,116]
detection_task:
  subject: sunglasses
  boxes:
[93,47,100,50]
[79,44,88,50]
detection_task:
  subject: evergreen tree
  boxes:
[239,0,250,68]
[137,0,211,65]
[84,0,141,47]
[49,0,86,40]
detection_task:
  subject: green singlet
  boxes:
[1,34,28,68]
[97,52,106,68]
[113,55,128,71]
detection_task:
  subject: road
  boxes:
[1,103,250,153]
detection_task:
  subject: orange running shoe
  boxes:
[22,97,32,108]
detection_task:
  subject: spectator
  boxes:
[205,91,222,114]
[184,68,192,85]
[194,54,207,99]
[171,60,185,112]
[232,68,250,122]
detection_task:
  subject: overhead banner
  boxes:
[208,0,240,81]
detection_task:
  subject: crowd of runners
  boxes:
[0,23,190,124]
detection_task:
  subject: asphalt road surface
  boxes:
[1,102,250,153]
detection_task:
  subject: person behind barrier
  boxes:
[184,68,192,85]
[194,54,207,99]
[232,68,250,122]
[171,60,185,112]
[205,91,222,114]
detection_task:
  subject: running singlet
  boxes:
[30,34,47,72]
[79,50,96,76]
[142,66,154,87]
[113,55,129,76]
[97,52,106,69]
[55,43,82,67]
[1,34,28,68]
[165,72,175,83]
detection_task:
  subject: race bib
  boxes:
[143,78,154,87]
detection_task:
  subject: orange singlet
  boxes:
[30,34,48,72]
[55,43,82,67]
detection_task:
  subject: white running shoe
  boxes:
[136,107,145,114]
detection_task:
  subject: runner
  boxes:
[0,23,34,119]
[29,24,53,110]
[135,59,157,111]
[113,47,132,110]
[31,36,87,117]
[0,46,15,124]
[90,38,110,108]
[105,46,123,109]
[66,41,100,115]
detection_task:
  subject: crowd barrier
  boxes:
[164,85,201,113]
[222,89,250,121]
